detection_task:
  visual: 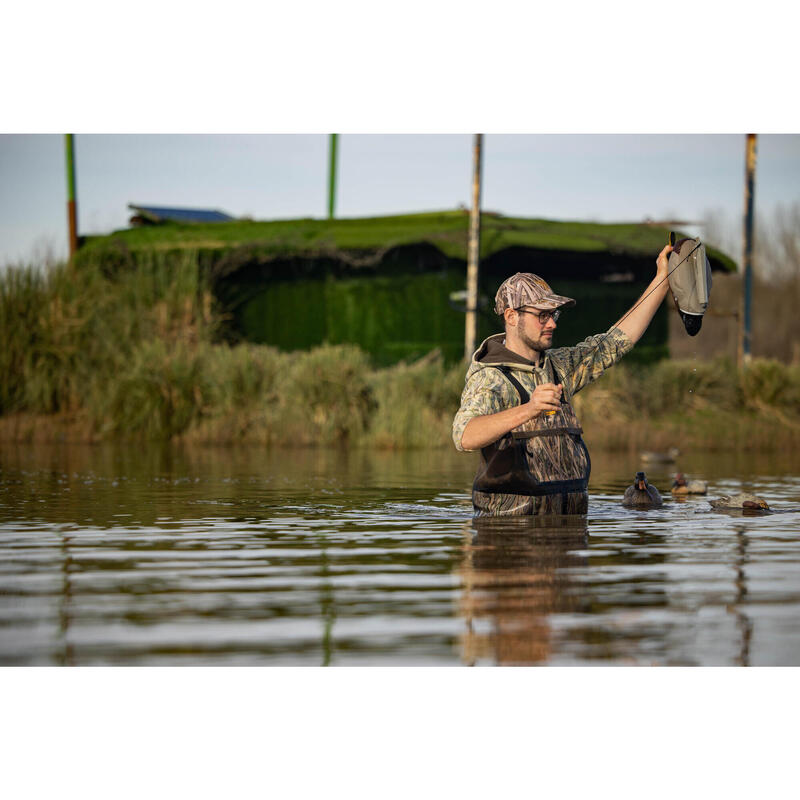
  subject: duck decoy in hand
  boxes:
[640,447,680,464]
[622,471,663,508]
[710,493,770,512]
[671,473,708,495]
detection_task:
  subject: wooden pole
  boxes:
[739,133,757,367]
[464,134,483,361]
[65,134,78,261]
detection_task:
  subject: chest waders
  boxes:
[472,363,591,516]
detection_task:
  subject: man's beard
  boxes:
[519,327,552,353]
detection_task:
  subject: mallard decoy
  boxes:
[622,471,663,508]
[640,447,680,464]
[671,472,708,495]
[710,493,770,512]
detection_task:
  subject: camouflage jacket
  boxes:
[452,326,633,451]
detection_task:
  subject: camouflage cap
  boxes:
[494,272,576,315]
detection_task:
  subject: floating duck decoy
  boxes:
[710,493,770,512]
[640,447,680,464]
[671,473,708,495]
[622,471,663,508]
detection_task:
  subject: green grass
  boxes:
[77,211,737,272]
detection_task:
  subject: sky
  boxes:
[2,133,800,267]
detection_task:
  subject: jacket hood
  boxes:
[465,333,544,381]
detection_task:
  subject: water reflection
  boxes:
[458,515,589,666]
[729,525,752,667]
[0,442,476,528]
[2,442,800,665]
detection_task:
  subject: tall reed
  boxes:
[1,251,217,424]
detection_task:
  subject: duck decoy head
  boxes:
[680,311,703,336]
[743,498,770,510]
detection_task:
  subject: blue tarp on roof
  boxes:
[129,205,234,223]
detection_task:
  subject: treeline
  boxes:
[2,253,800,450]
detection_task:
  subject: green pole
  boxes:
[64,134,79,260]
[327,134,338,219]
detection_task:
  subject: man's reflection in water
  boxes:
[458,514,588,666]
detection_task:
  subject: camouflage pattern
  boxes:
[476,390,587,471]
[472,487,590,517]
[453,326,633,516]
[472,392,590,515]
[494,272,576,314]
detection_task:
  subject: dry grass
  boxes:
[574,357,800,452]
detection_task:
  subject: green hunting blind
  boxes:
[76,211,736,365]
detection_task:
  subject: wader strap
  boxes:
[495,365,529,404]
[512,427,584,439]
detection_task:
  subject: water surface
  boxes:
[1,443,799,665]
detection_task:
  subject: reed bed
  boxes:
[572,357,800,451]
[3,256,800,451]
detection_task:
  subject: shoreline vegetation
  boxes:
[3,254,800,452]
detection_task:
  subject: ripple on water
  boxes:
[1,445,799,665]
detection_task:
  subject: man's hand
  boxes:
[656,243,673,279]
[528,382,562,417]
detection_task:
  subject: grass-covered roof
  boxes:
[78,210,737,273]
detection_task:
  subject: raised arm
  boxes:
[614,244,673,344]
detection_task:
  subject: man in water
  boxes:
[452,244,672,516]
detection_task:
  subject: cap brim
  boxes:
[531,293,576,310]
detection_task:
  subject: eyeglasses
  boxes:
[515,308,561,324]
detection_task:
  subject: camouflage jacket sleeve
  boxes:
[549,325,633,398]
[452,367,519,452]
